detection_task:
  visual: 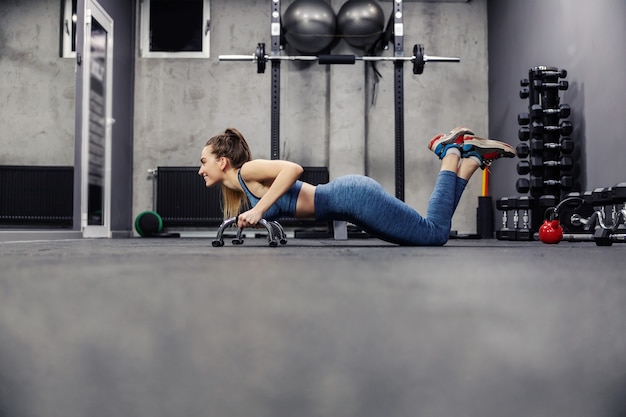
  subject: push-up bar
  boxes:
[212,216,288,247]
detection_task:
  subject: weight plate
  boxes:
[558,199,595,234]
[255,43,266,73]
[412,44,424,75]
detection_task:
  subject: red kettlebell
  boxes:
[539,208,563,244]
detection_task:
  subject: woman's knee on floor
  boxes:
[428,224,451,246]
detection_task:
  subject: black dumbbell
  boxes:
[531,121,573,136]
[518,126,530,141]
[592,183,626,206]
[516,195,534,240]
[516,178,529,193]
[590,187,615,208]
[518,112,530,126]
[532,175,573,189]
[495,196,518,240]
[531,156,573,170]
[516,143,530,158]
[593,228,614,246]
[532,79,569,90]
[539,194,558,208]
[611,182,626,203]
[530,68,567,79]
[530,103,571,119]
[517,161,529,175]
[529,138,574,154]
[520,88,529,99]
[516,176,574,193]
[516,158,573,175]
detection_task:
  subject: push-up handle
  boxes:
[212,217,287,247]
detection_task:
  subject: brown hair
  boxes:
[205,128,252,219]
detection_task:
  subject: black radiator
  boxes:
[155,167,223,227]
[0,165,73,226]
[155,166,329,228]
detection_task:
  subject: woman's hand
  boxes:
[237,207,264,229]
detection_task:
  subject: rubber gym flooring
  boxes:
[1,236,625,417]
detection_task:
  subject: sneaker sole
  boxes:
[462,136,517,158]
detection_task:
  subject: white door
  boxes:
[80,0,113,238]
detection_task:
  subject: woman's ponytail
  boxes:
[205,128,252,169]
[224,128,252,167]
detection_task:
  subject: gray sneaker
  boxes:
[427,126,475,158]
[460,136,517,169]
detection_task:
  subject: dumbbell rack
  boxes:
[496,66,575,240]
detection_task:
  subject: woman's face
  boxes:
[198,145,224,187]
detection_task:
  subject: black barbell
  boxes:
[219,43,460,75]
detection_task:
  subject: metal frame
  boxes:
[80,0,114,238]
[393,0,405,200]
[138,0,211,59]
[270,0,281,160]
[61,0,78,58]
[268,0,407,199]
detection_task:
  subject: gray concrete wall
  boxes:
[487,0,626,197]
[0,0,76,166]
[0,0,487,234]
[133,0,488,234]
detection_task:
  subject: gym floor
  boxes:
[1,236,625,417]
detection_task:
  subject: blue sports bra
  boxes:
[238,170,303,220]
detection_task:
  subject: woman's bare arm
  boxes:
[237,159,303,227]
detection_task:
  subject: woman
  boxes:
[198,127,515,246]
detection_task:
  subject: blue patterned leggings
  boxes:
[314,170,466,246]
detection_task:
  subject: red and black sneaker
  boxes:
[460,136,516,169]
